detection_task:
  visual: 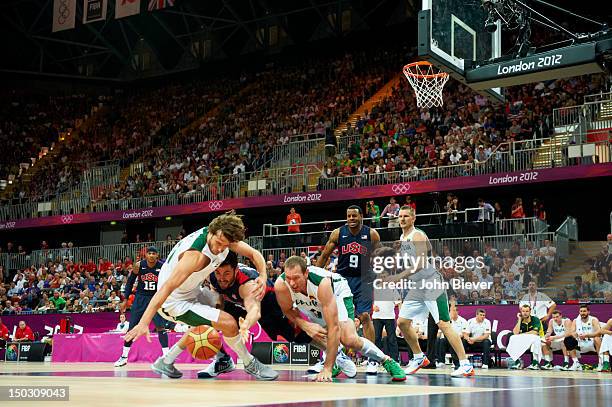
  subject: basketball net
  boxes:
[403,61,449,108]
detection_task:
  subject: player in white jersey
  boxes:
[596,317,612,372]
[542,310,572,370]
[393,206,474,377]
[274,256,406,382]
[569,304,602,371]
[125,213,278,381]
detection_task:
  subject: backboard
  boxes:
[418,0,503,101]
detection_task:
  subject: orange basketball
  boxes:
[184,325,222,360]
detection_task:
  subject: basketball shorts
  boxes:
[578,339,596,354]
[601,334,612,354]
[305,296,355,328]
[158,287,221,327]
[398,292,450,323]
[345,276,373,316]
[550,339,565,351]
[130,295,175,330]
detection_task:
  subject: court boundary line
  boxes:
[217,382,612,407]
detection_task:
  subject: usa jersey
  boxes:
[336,224,371,278]
[209,264,274,309]
[136,259,163,296]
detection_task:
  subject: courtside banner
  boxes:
[83,0,107,24]
[1,163,611,230]
[115,0,140,19]
[52,0,76,32]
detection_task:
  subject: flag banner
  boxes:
[52,0,76,32]
[148,0,174,11]
[83,0,107,24]
[115,0,140,19]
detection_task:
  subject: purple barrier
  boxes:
[0,311,269,342]
[1,164,611,230]
[52,332,245,363]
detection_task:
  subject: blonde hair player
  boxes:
[274,256,405,382]
[124,213,279,381]
[395,205,474,377]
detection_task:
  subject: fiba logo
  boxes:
[293,344,306,353]
[272,343,289,363]
[21,345,30,352]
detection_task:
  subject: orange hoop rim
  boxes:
[403,61,449,80]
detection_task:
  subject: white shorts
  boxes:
[578,340,596,354]
[550,339,565,351]
[303,295,354,328]
[398,293,449,324]
[158,287,221,327]
[601,334,612,354]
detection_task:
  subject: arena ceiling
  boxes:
[0,0,419,81]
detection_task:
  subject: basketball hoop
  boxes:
[403,61,449,108]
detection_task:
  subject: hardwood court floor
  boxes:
[0,362,611,407]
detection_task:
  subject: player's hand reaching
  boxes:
[315,367,333,382]
[238,317,250,344]
[124,322,151,343]
[303,322,327,342]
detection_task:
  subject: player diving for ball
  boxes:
[275,255,406,382]
[124,213,279,381]
[316,205,382,374]
[199,251,312,378]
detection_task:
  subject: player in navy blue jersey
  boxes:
[317,205,382,374]
[199,251,310,378]
[115,246,174,367]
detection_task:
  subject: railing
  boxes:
[258,233,557,264]
[267,136,326,168]
[262,208,497,237]
[555,216,579,259]
[337,134,361,154]
[1,136,610,222]
[0,240,179,271]
[495,217,548,236]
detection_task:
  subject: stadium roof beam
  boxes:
[160,9,237,25]
[30,36,110,51]
[222,0,264,48]
[84,23,131,68]
[309,0,340,37]
[152,13,187,53]
[56,50,112,63]
[1,12,70,74]
[27,0,51,33]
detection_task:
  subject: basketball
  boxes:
[184,325,222,360]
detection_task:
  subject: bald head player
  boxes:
[200,251,310,378]
[317,205,381,374]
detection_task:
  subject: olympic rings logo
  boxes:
[61,215,74,224]
[208,201,223,211]
[391,183,410,195]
